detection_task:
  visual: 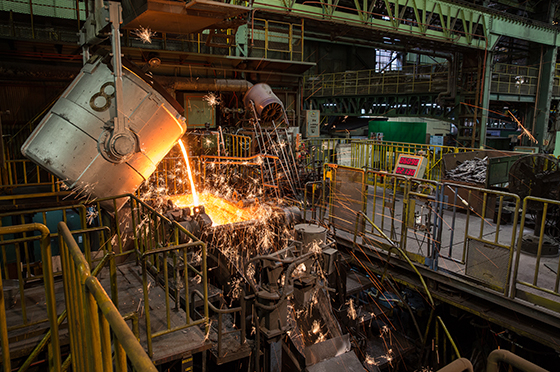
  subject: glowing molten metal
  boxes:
[168,192,267,226]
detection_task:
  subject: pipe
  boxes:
[155,76,253,93]
[486,349,549,372]
[531,45,544,140]
[436,358,473,372]
[436,53,457,106]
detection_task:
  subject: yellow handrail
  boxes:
[304,62,542,97]
[0,264,10,371]
[59,221,158,372]
[0,223,61,372]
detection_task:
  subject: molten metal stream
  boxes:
[178,139,200,206]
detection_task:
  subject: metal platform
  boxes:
[122,0,249,35]
[1,260,212,366]
[100,262,212,365]
[0,279,68,361]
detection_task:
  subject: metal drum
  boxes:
[294,223,327,253]
[21,54,186,209]
[243,83,285,123]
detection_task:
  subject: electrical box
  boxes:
[184,94,215,129]
[306,110,320,137]
[393,154,427,178]
[322,248,338,275]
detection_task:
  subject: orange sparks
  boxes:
[168,192,266,226]
[508,110,538,144]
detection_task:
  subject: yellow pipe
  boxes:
[359,211,434,306]
[436,316,461,359]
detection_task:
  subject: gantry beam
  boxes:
[305,93,450,120]
[253,0,560,50]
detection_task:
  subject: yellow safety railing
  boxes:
[325,165,555,306]
[491,63,538,96]
[16,249,112,372]
[226,133,253,158]
[251,18,304,62]
[200,154,281,197]
[303,138,351,174]
[89,194,210,355]
[0,223,61,372]
[304,63,449,97]
[347,174,439,268]
[0,194,209,370]
[304,62,542,98]
[440,182,521,294]
[1,0,85,36]
[302,139,475,182]
[1,158,62,192]
[141,242,208,358]
[361,168,399,241]
[511,196,560,313]
[0,205,95,279]
[0,207,87,327]
[441,183,520,259]
[58,221,158,372]
[0,204,112,371]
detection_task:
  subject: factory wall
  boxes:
[0,82,69,160]
[304,40,376,75]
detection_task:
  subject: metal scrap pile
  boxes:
[445,157,488,184]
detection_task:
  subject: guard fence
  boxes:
[304,164,559,316]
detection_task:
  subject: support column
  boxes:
[0,110,9,187]
[534,45,557,149]
[479,50,494,149]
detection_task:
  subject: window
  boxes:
[376,50,401,72]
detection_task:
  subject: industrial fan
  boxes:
[508,154,560,255]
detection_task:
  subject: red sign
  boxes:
[395,167,416,176]
[398,157,420,166]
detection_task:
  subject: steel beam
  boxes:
[489,17,560,46]
[305,93,449,119]
[533,46,557,148]
[479,51,494,148]
[254,0,560,49]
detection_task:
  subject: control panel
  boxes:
[393,154,427,178]
[306,110,320,137]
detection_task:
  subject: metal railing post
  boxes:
[0,224,61,371]
[0,266,10,372]
[59,221,158,372]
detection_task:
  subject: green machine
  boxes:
[368,121,427,144]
